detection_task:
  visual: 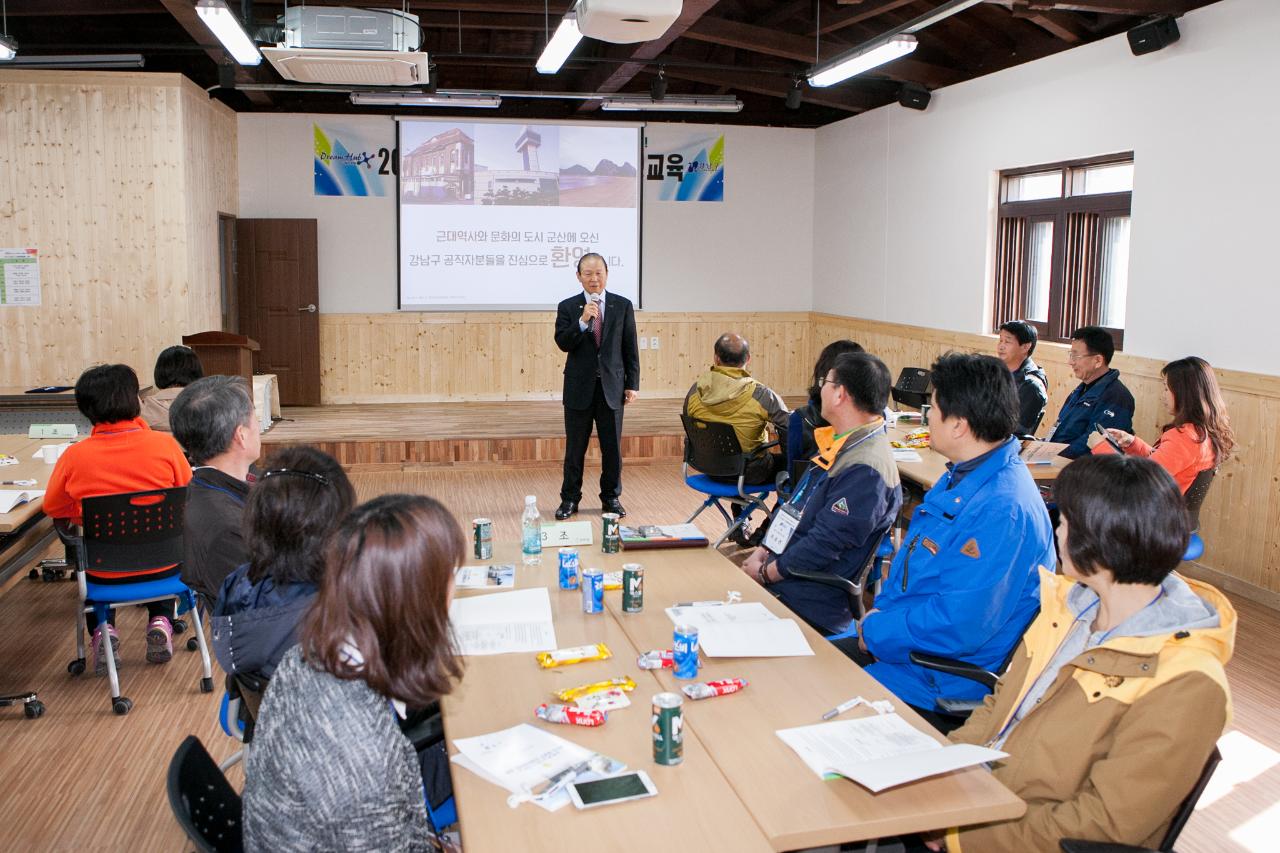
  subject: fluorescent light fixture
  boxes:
[350,92,502,108]
[9,53,145,69]
[600,95,742,113]
[807,34,916,87]
[196,0,262,67]
[536,12,582,75]
[0,34,16,62]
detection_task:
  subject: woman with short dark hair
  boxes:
[211,446,355,679]
[1094,355,1233,493]
[43,363,192,673]
[933,454,1235,852]
[243,493,465,851]
[140,345,204,432]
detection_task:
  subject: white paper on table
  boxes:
[450,724,596,813]
[665,601,778,628]
[777,713,1006,792]
[892,448,923,462]
[448,587,556,655]
[454,564,516,590]
[1020,441,1069,465]
[698,618,814,657]
[656,523,706,539]
[0,490,44,513]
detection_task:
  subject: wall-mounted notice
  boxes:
[644,130,725,202]
[314,122,395,197]
[0,248,40,306]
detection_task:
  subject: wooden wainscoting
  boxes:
[318,311,814,403]
[812,314,1280,604]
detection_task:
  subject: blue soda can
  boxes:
[581,568,604,614]
[673,625,700,679]
[558,548,581,590]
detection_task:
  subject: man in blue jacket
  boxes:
[860,353,1054,729]
[1048,325,1134,458]
[741,352,902,635]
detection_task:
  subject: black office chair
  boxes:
[909,607,1041,718]
[787,528,896,631]
[1181,468,1216,562]
[1058,746,1222,853]
[167,735,244,853]
[62,487,213,714]
[890,367,932,410]
[217,671,268,771]
[679,415,779,548]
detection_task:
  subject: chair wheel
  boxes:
[200,677,214,694]
[24,700,45,719]
[27,568,38,581]
[186,637,199,652]
[172,619,187,635]
[67,658,86,676]
[112,696,133,715]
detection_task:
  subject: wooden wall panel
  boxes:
[319,311,813,403]
[0,71,235,387]
[812,313,1280,602]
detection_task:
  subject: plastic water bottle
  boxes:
[521,495,542,565]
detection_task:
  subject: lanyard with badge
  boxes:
[763,423,885,556]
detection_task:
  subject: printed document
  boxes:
[448,587,556,655]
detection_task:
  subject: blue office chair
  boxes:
[786,530,896,641]
[679,415,778,548]
[62,487,214,715]
[1181,468,1216,562]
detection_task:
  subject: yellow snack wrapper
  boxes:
[536,642,612,669]
[603,570,623,590]
[554,676,638,702]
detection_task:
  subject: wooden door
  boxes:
[236,219,321,406]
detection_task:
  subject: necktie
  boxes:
[592,301,603,348]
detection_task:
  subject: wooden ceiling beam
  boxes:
[157,0,273,106]
[1010,3,1095,43]
[814,0,921,36]
[1004,0,1193,13]
[6,1,161,14]
[571,0,723,112]
[416,12,553,32]
[660,66,882,113]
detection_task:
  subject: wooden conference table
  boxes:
[0,435,57,534]
[442,542,1024,852]
[887,420,1070,490]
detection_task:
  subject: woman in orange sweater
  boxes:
[1093,356,1233,493]
[44,364,192,674]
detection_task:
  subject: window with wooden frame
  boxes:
[992,153,1133,349]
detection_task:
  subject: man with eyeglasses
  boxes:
[1048,326,1135,458]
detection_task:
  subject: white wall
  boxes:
[238,115,814,314]
[813,0,1280,375]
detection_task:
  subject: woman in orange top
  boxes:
[1093,356,1233,493]
[44,364,192,674]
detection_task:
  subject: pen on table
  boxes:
[2,480,37,486]
[674,600,726,608]
[821,697,864,721]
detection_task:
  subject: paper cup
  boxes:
[41,445,59,463]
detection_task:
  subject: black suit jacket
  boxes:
[554,290,639,410]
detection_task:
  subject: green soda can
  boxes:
[472,518,493,560]
[652,692,684,766]
[601,512,621,554]
[622,563,644,613]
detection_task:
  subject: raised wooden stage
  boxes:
[259,397,804,469]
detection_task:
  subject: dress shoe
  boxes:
[554,501,578,520]
[601,499,626,518]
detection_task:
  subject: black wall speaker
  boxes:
[1128,16,1180,56]
[898,83,931,111]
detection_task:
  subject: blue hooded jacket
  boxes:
[1048,368,1135,459]
[211,563,317,679]
[861,437,1054,711]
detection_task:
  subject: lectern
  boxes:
[182,332,260,381]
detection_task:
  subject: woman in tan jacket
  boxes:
[139,345,203,431]
[936,454,1234,852]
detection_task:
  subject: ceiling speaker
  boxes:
[1128,16,1180,56]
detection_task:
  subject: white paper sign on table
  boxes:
[454,564,515,590]
[697,618,814,658]
[448,587,556,655]
[665,601,777,628]
[450,723,594,813]
[777,712,1006,792]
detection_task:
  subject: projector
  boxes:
[263,6,428,86]
[576,0,683,44]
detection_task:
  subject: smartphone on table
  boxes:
[567,771,658,810]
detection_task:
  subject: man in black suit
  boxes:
[554,253,639,520]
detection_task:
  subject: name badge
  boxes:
[763,503,803,554]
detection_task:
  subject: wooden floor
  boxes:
[0,460,1275,851]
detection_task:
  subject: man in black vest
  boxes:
[554,253,639,520]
